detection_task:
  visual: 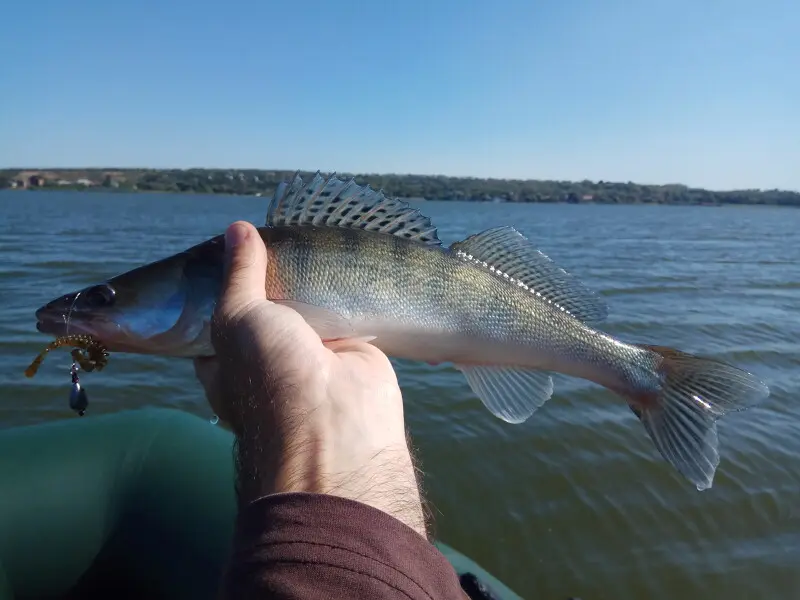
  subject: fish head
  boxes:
[35,236,225,356]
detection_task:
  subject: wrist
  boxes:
[235,431,429,539]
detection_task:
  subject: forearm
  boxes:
[221,493,465,600]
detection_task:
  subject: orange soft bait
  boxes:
[25,334,109,378]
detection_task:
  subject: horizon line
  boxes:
[1,166,797,194]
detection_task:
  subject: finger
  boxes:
[323,337,378,354]
[216,221,268,320]
[323,337,396,373]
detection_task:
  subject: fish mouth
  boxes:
[34,303,147,354]
[35,304,94,338]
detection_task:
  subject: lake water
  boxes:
[1,190,798,599]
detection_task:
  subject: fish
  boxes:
[35,172,770,490]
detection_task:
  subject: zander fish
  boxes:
[35,172,769,490]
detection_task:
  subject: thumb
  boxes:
[216,221,268,319]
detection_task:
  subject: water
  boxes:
[1,190,798,599]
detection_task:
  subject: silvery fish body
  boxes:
[35,172,770,491]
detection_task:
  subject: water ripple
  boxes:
[1,191,798,599]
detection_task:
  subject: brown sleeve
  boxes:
[221,492,466,600]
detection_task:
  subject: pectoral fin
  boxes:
[455,364,555,424]
[273,300,371,342]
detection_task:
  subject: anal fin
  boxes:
[455,364,554,424]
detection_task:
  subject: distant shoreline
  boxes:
[2,187,785,209]
[2,168,798,207]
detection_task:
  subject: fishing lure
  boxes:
[24,334,110,416]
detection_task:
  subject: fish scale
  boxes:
[34,171,770,492]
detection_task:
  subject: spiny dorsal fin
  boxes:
[266,171,441,246]
[450,226,608,323]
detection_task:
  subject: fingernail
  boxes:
[225,222,249,249]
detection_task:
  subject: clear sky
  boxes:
[1,0,798,190]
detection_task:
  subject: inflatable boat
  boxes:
[0,407,522,600]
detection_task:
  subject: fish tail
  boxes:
[628,344,769,491]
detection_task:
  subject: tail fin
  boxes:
[632,344,769,491]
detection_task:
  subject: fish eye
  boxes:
[82,284,116,308]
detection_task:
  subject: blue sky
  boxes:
[1,0,798,190]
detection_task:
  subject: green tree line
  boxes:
[1,168,798,206]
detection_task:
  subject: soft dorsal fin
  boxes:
[450,227,608,323]
[266,171,441,246]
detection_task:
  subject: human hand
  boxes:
[193,221,427,537]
